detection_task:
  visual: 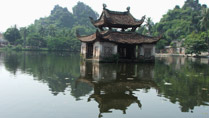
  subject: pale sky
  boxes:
[0,0,209,32]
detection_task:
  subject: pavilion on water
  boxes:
[77,4,161,62]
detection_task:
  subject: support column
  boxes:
[140,46,144,56]
[152,45,156,56]
[137,45,140,59]
[134,45,137,59]
[81,42,87,59]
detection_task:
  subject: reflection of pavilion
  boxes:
[89,93,141,117]
[78,62,158,117]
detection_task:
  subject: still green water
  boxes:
[0,51,209,118]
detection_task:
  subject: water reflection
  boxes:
[1,51,92,99]
[156,56,209,112]
[78,62,158,117]
[1,51,209,117]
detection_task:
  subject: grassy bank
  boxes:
[0,45,80,52]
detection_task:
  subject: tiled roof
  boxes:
[90,8,145,28]
[77,31,161,44]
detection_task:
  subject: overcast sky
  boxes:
[0,0,209,32]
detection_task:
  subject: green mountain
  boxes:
[34,5,75,29]
[34,2,98,34]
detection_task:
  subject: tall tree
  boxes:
[38,26,46,37]
[185,32,208,55]
[145,17,154,35]
[200,8,209,31]
[4,25,21,45]
[48,25,56,37]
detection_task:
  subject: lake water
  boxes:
[0,51,209,118]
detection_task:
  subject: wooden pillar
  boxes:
[135,45,138,59]
[81,42,87,59]
[133,45,137,59]
[137,45,141,58]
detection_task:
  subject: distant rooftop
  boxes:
[0,33,8,43]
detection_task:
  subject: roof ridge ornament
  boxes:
[141,15,146,21]
[103,4,107,9]
[127,6,130,12]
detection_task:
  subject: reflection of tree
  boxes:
[4,52,21,74]
[72,81,92,100]
[2,51,209,113]
[155,57,209,112]
[2,51,92,99]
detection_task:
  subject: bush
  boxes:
[2,44,12,50]
[12,44,23,51]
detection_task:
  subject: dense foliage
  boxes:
[151,0,209,53]
[3,51,91,97]
[155,57,209,112]
[184,32,209,55]
[4,25,21,45]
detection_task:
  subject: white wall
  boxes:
[140,44,155,56]
[81,42,87,58]
[93,41,101,59]
[100,42,117,58]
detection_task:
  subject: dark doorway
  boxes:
[87,43,93,58]
[118,44,135,59]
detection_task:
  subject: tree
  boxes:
[48,25,56,37]
[38,26,46,37]
[27,33,46,48]
[145,17,154,35]
[200,8,209,31]
[184,32,208,55]
[156,39,168,50]
[19,27,28,48]
[4,25,21,45]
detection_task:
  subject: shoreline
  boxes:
[0,47,79,52]
[156,53,209,58]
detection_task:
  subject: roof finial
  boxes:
[142,15,146,21]
[103,4,107,9]
[127,6,130,12]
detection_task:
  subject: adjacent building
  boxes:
[161,40,185,54]
[0,33,9,47]
[77,5,161,62]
